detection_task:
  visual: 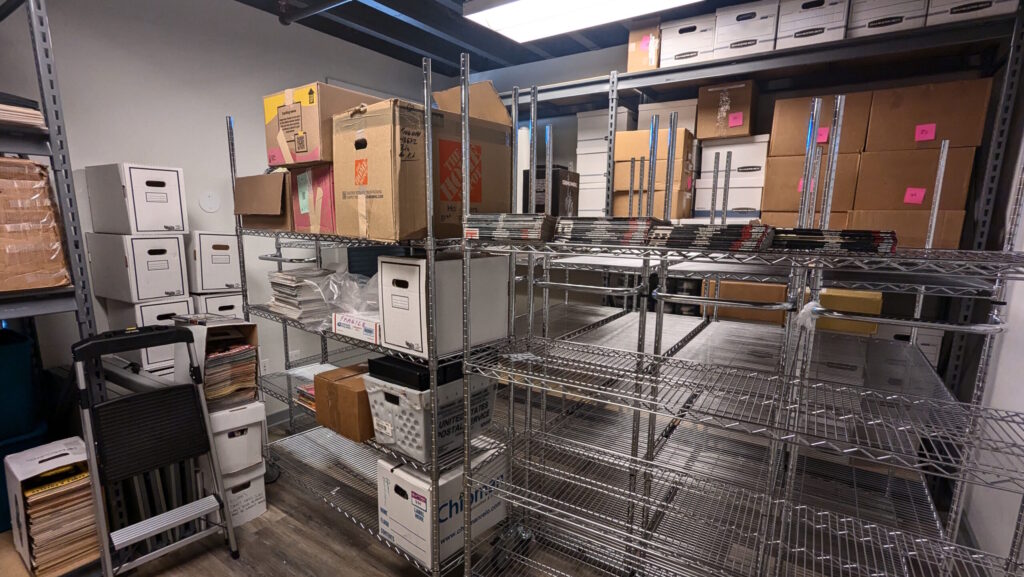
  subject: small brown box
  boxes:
[314,364,374,443]
[769,92,872,156]
[232,172,293,231]
[865,78,993,151]
[627,22,661,73]
[762,154,860,212]
[612,188,692,219]
[702,280,788,325]
[759,212,848,230]
[853,148,974,212]
[697,81,756,140]
[848,210,965,249]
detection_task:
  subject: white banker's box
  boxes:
[106,296,194,370]
[714,0,780,58]
[377,450,505,567]
[776,0,849,49]
[847,0,927,37]
[86,233,188,302]
[185,231,242,293]
[193,293,244,317]
[85,163,189,234]
[660,15,717,67]
[378,255,509,359]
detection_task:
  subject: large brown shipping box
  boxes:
[769,92,872,156]
[314,364,375,443]
[848,210,965,249]
[264,82,379,167]
[760,212,848,229]
[696,81,756,139]
[865,78,992,151]
[703,281,788,325]
[0,159,71,292]
[816,288,882,335]
[233,171,293,231]
[762,154,860,212]
[333,96,511,241]
[612,129,695,191]
[853,148,974,211]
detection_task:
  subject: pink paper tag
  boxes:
[914,123,936,142]
[640,35,651,50]
[727,112,744,128]
[687,175,693,189]
[798,178,804,193]
[904,187,926,205]
[817,127,830,143]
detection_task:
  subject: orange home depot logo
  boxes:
[438,139,482,203]
[354,158,368,186]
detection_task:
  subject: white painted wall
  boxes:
[0,0,430,386]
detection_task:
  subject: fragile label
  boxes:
[817,127,830,143]
[727,112,744,128]
[914,123,936,142]
[904,187,926,205]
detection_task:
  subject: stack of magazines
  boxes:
[649,224,775,251]
[204,343,258,409]
[552,217,664,246]
[0,93,47,133]
[23,463,99,577]
[771,228,897,253]
[267,268,332,323]
[464,214,556,242]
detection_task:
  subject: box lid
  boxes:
[233,172,289,216]
[210,401,266,433]
[433,81,512,126]
[315,364,370,384]
[4,437,87,481]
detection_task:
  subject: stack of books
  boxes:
[552,217,664,246]
[0,94,47,133]
[649,224,775,251]
[296,382,316,411]
[267,268,332,323]
[464,214,557,242]
[22,463,99,577]
[771,228,898,253]
[204,343,258,409]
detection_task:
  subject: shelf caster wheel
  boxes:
[264,462,281,484]
[231,550,240,560]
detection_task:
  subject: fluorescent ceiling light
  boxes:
[464,0,702,43]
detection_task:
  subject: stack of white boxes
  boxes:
[695,134,770,221]
[186,231,244,318]
[576,107,636,216]
[206,401,268,526]
[85,164,194,377]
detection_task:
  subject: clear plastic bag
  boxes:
[305,270,379,332]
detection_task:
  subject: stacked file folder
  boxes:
[553,217,664,246]
[771,228,898,253]
[22,463,99,577]
[267,268,332,323]
[464,214,557,242]
[649,224,775,251]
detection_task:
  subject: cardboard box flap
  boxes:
[433,81,512,126]
[5,437,87,481]
[234,172,288,216]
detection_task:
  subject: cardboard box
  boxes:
[210,401,265,476]
[522,166,580,215]
[816,288,882,335]
[193,293,244,318]
[233,171,293,231]
[762,153,860,212]
[759,211,848,229]
[86,233,187,302]
[694,182,762,219]
[703,280,788,324]
[333,94,512,242]
[290,164,335,234]
[105,296,193,370]
[5,437,92,572]
[637,99,699,133]
[85,163,188,234]
[314,364,374,443]
[848,210,965,248]
[264,82,378,166]
[332,311,381,344]
[613,129,695,193]
[612,188,692,219]
[697,81,757,139]
[185,231,241,294]
[927,0,1017,26]
[0,159,70,293]
[847,0,927,37]
[699,134,771,188]
[769,92,872,156]
[776,0,849,49]
[714,0,779,58]
[627,22,661,72]
[377,450,505,568]
[378,255,509,358]
[659,15,717,67]
[578,107,636,141]
[853,148,975,211]
[865,79,993,151]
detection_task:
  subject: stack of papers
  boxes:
[204,343,257,409]
[267,268,332,323]
[23,463,99,577]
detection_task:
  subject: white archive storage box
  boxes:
[210,401,265,476]
[927,0,1017,25]
[714,0,780,58]
[193,293,244,317]
[638,99,699,133]
[186,231,242,293]
[847,0,927,37]
[699,134,770,187]
[776,0,849,49]
[577,108,636,141]
[378,255,509,358]
[86,233,187,302]
[378,450,505,568]
[85,163,188,234]
[694,179,763,220]
[660,15,717,67]
[200,459,267,527]
[105,296,193,370]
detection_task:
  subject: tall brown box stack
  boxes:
[852,78,992,249]
[314,364,375,443]
[0,158,71,292]
[611,128,695,219]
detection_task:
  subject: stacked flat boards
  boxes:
[553,217,665,246]
[22,463,99,577]
[649,224,775,251]
[267,268,332,323]
[464,214,556,242]
[204,338,258,410]
[772,228,898,253]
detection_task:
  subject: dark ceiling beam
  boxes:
[568,31,600,51]
[428,0,464,13]
[279,0,353,24]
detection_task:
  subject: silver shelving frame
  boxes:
[462,47,1024,576]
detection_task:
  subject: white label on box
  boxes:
[375,418,393,437]
[146,192,168,203]
[147,259,170,271]
[211,254,232,265]
[391,294,410,310]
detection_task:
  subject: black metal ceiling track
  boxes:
[0,0,25,22]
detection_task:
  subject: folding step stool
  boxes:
[72,325,239,576]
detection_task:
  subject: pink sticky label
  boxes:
[798,178,804,193]
[727,112,744,128]
[817,127,830,143]
[904,187,927,205]
[914,123,936,142]
[687,175,693,189]
[640,35,651,50]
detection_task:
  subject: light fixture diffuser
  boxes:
[464,0,702,44]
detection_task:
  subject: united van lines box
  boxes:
[848,210,965,249]
[660,15,717,67]
[714,0,780,58]
[853,148,975,211]
[776,0,849,50]
[290,164,335,234]
[696,81,756,139]
[762,153,860,212]
[627,21,661,72]
[865,79,992,151]
[86,233,187,302]
[264,82,378,166]
[927,0,1017,26]
[185,231,241,294]
[233,171,292,232]
[769,91,872,156]
[847,0,927,37]
[85,164,188,234]
[333,86,511,242]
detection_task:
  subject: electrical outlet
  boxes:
[260,359,269,374]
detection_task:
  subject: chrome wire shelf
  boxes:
[239,227,463,250]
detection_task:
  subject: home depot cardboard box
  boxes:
[816,288,882,335]
[333,94,511,241]
[233,171,293,231]
[627,21,661,72]
[865,78,992,151]
[762,154,860,212]
[314,364,375,443]
[760,211,848,229]
[703,280,788,325]
[848,210,965,248]
[290,164,335,234]
[264,82,378,166]
[853,148,974,211]
[612,129,695,191]
[697,81,756,139]
[769,92,872,156]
